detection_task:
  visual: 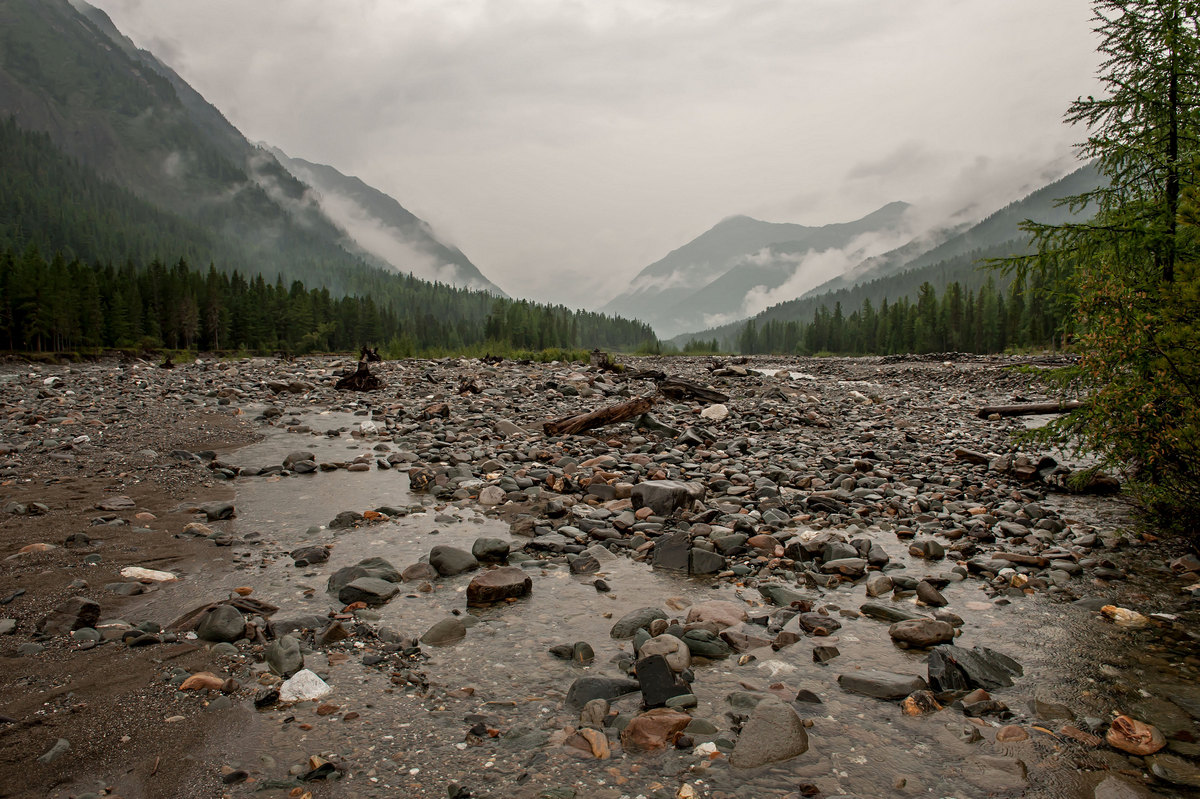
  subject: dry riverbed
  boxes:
[1,354,1198,799]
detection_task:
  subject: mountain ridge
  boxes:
[601,201,914,337]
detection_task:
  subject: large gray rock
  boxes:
[566,677,640,708]
[326,557,402,593]
[38,597,100,635]
[928,645,1022,692]
[631,480,705,516]
[757,584,807,606]
[471,537,510,563]
[681,628,732,659]
[865,573,894,597]
[859,602,928,623]
[837,670,928,700]
[338,577,400,606]
[610,607,667,639]
[420,617,467,645]
[265,634,303,677]
[820,557,867,577]
[652,531,690,571]
[889,618,956,649]
[690,548,726,575]
[195,605,245,642]
[199,501,235,521]
[730,697,809,768]
[429,545,478,577]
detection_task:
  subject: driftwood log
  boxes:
[976,400,1084,418]
[544,395,656,437]
[335,361,383,391]
[657,377,729,404]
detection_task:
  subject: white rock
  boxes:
[700,404,729,421]
[360,420,379,435]
[120,566,178,583]
[279,669,332,702]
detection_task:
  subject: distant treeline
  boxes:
[732,273,1069,355]
[0,246,658,355]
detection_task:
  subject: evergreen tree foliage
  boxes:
[1006,0,1200,530]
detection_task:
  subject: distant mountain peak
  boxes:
[601,202,915,338]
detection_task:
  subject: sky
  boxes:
[90,0,1103,309]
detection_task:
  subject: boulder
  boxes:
[265,634,303,677]
[631,480,705,516]
[927,645,1022,692]
[471,537,510,563]
[429,545,478,577]
[38,597,100,635]
[838,670,928,700]
[420,617,467,646]
[195,604,245,642]
[619,708,692,752]
[326,558,402,593]
[466,567,532,606]
[566,677,640,709]
[730,697,809,768]
[685,600,748,630]
[889,619,955,649]
[338,577,399,606]
[610,607,667,639]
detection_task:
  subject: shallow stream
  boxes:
[178,407,1200,798]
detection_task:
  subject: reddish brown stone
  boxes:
[620,708,692,752]
[466,567,532,606]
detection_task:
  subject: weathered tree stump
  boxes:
[336,361,383,391]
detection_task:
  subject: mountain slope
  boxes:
[671,164,1103,349]
[0,0,510,299]
[269,149,506,295]
[601,202,913,337]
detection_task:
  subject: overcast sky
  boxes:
[90,0,1102,308]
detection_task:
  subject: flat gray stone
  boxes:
[837,670,928,700]
[338,577,400,606]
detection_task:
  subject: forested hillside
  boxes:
[730,272,1069,356]
[0,120,656,355]
[673,167,1101,353]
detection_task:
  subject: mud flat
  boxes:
[1,354,1198,799]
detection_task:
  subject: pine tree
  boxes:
[1012,0,1200,528]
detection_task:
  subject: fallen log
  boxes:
[656,377,729,404]
[544,395,656,437]
[977,400,1083,418]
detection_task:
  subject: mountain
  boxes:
[601,202,915,338]
[670,163,1104,349]
[0,0,655,356]
[0,0,505,297]
[269,149,506,296]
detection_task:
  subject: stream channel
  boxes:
[153,403,1200,799]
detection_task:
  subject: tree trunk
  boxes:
[976,400,1083,418]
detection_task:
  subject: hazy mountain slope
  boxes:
[270,150,507,296]
[671,164,1103,348]
[0,0,383,293]
[602,202,912,337]
[795,163,1103,302]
